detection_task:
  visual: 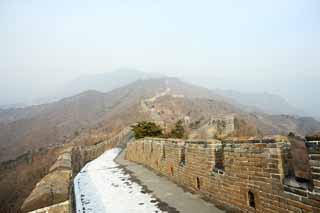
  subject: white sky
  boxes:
[0,0,319,115]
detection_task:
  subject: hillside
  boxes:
[0,78,172,162]
[214,89,303,115]
[9,69,303,119]
[1,78,320,163]
[0,88,142,162]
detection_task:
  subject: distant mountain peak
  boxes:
[58,69,165,98]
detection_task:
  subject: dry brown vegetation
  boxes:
[0,148,59,212]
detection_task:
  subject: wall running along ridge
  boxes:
[21,127,133,213]
[125,138,320,212]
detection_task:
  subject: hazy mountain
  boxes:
[0,103,27,110]
[0,77,168,162]
[1,77,319,163]
[214,89,303,116]
[2,69,303,120]
[57,69,304,117]
[57,69,165,99]
[19,69,164,106]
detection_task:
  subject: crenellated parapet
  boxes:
[126,137,320,212]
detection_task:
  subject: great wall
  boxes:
[126,137,320,212]
[20,127,320,212]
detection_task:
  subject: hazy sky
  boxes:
[1,0,320,115]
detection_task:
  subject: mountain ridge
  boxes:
[1,77,319,163]
[1,70,303,120]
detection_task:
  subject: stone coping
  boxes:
[138,135,291,145]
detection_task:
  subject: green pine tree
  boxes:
[131,121,163,139]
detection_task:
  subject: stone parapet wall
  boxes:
[21,127,132,212]
[126,137,320,212]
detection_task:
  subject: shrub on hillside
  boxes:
[168,120,185,139]
[131,121,164,139]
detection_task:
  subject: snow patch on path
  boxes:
[74,148,164,213]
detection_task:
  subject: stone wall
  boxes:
[71,127,132,176]
[21,127,132,212]
[126,137,320,212]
